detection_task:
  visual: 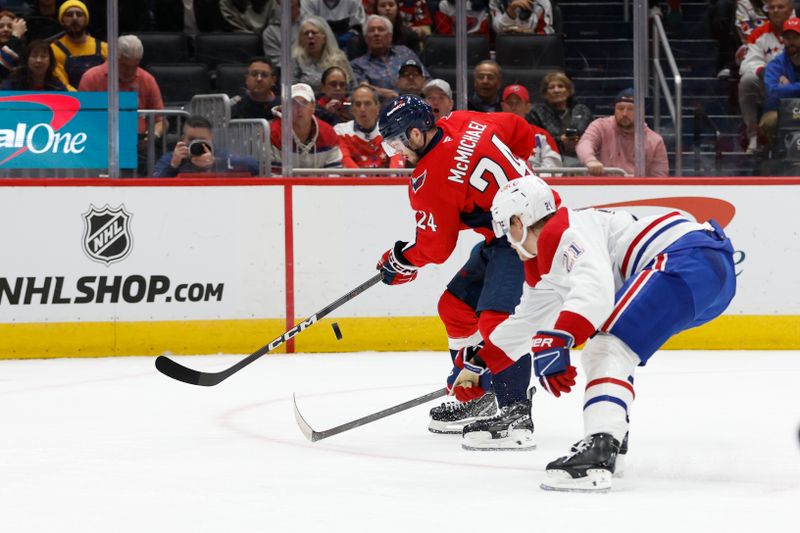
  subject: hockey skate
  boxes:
[428,392,498,434]
[540,433,620,493]
[461,399,536,451]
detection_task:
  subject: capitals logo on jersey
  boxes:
[411,170,427,192]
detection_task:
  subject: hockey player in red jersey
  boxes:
[376,95,547,446]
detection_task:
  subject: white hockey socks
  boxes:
[581,333,640,444]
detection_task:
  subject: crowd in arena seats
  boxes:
[1,0,648,177]
[708,0,800,158]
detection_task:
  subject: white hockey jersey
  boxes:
[489,208,708,359]
[740,21,790,76]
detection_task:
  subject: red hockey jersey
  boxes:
[402,111,538,267]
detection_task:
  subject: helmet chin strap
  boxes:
[508,226,536,259]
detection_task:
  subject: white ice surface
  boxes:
[1,350,798,533]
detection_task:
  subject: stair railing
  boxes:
[652,13,683,175]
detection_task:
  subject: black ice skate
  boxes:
[461,399,535,451]
[428,392,498,434]
[540,433,621,492]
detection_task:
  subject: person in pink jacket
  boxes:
[576,89,669,177]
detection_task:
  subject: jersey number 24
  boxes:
[469,134,531,193]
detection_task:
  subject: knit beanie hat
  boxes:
[59,0,90,24]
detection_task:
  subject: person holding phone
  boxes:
[527,71,594,167]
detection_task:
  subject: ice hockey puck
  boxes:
[332,322,343,340]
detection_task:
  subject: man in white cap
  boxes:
[270,83,343,174]
[422,78,453,121]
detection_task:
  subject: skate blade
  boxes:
[540,469,613,493]
[461,430,536,451]
[428,414,497,434]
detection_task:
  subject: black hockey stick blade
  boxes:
[293,388,448,442]
[155,273,384,386]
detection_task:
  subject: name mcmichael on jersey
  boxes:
[447,120,487,184]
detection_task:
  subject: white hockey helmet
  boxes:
[491,177,557,257]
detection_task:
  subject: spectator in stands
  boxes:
[0,10,26,80]
[398,0,433,38]
[263,0,301,69]
[396,58,427,96]
[576,88,669,177]
[302,0,366,49]
[737,0,768,41]
[293,15,356,93]
[154,115,260,177]
[220,0,277,33]
[468,60,502,112]
[739,0,794,153]
[79,35,165,141]
[1,39,69,91]
[500,84,562,168]
[489,0,554,35]
[709,0,767,79]
[334,85,404,168]
[423,78,453,121]
[316,65,354,125]
[230,56,279,121]
[351,14,429,101]
[374,0,421,53]
[761,17,800,147]
[434,0,490,38]
[50,0,107,90]
[527,71,594,166]
[24,0,62,41]
[270,83,343,173]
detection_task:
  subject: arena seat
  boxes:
[214,63,248,95]
[194,33,262,69]
[494,35,565,69]
[137,32,191,67]
[501,67,553,96]
[421,35,490,68]
[148,63,211,107]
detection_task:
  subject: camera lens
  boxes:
[518,8,532,20]
[189,140,210,156]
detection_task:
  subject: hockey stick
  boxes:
[155,273,384,386]
[293,388,448,442]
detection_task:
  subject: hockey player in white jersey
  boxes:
[465,176,737,491]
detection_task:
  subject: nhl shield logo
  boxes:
[82,204,133,265]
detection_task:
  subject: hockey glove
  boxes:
[377,241,418,285]
[446,344,492,402]
[531,330,577,398]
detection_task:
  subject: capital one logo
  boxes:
[0,93,85,165]
[82,205,133,265]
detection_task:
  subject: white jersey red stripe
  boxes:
[488,207,707,361]
[617,211,695,279]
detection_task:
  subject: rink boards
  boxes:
[0,176,797,358]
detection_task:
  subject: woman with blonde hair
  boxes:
[527,71,593,166]
[292,15,356,94]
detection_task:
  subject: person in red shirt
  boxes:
[78,34,164,138]
[376,95,545,444]
[334,85,404,169]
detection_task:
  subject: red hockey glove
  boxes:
[446,344,492,402]
[531,330,577,398]
[377,241,418,285]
